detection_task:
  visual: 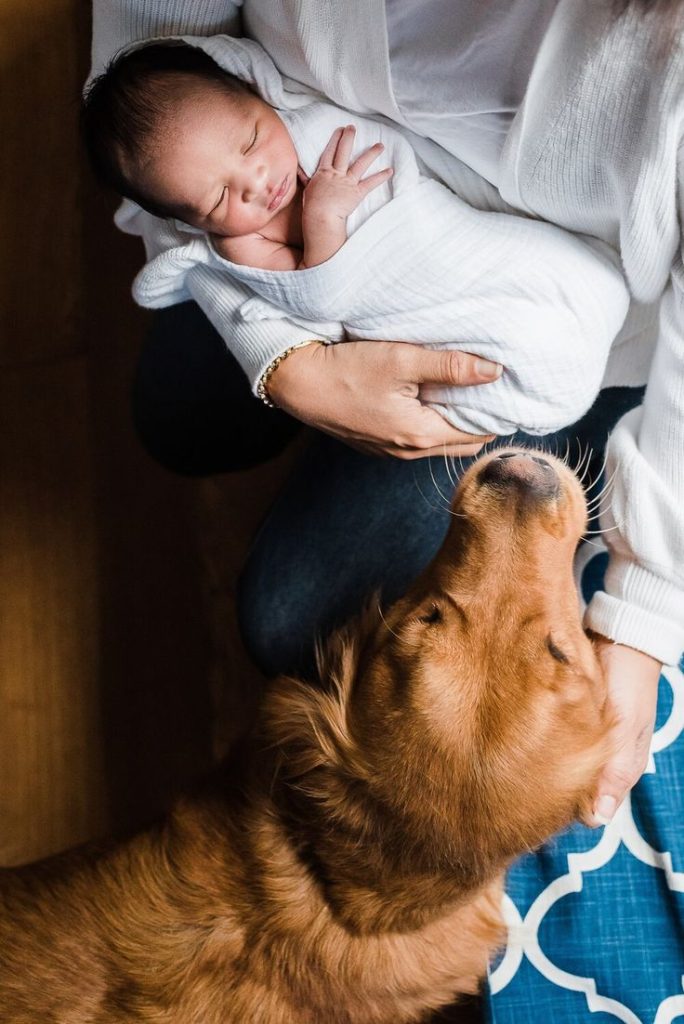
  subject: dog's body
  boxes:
[0,450,611,1023]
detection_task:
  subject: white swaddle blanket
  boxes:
[121,34,630,436]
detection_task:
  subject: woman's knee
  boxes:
[237,566,323,679]
[235,439,458,678]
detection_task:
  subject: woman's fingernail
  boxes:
[475,359,502,379]
[594,795,617,824]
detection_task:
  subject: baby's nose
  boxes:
[243,164,268,200]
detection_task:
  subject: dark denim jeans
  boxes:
[134,302,644,678]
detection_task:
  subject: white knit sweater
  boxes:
[90,0,684,664]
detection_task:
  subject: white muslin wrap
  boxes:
[120,34,630,437]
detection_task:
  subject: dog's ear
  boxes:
[262,611,377,784]
[264,674,354,778]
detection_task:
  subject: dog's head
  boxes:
[264,449,610,925]
[350,449,609,852]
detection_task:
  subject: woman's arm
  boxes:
[584,269,684,666]
[583,181,684,823]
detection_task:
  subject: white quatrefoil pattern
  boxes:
[486,541,684,1024]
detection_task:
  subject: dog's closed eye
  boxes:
[546,636,569,664]
[419,605,443,625]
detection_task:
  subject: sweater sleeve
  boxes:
[114,201,328,388]
[584,187,684,665]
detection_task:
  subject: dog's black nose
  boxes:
[479,451,559,498]
[497,452,550,467]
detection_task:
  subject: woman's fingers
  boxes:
[346,439,491,459]
[386,440,492,460]
[581,640,661,828]
[399,345,503,387]
[266,340,501,460]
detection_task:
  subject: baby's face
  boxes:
[129,83,299,237]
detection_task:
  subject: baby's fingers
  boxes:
[349,142,386,179]
[331,124,357,171]
[358,167,394,195]
[317,126,346,170]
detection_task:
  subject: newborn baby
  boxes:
[83,36,630,437]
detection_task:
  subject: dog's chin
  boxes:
[455,447,588,543]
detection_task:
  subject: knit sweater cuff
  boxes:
[584,558,684,665]
[237,319,326,393]
[183,270,325,391]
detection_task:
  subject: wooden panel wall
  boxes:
[0,0,281,865]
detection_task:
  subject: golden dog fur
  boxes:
[0,448,611,1023]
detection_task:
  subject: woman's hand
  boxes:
[267,339,501,458]
[584,639,662,827]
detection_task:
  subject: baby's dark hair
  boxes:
[81,41,254,215]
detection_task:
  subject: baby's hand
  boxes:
[301,125,393,225]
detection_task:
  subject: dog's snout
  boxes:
[479,451,560,498]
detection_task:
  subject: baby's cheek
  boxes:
[225,208,253,236]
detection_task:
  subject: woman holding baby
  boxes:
[90,1,684,1018]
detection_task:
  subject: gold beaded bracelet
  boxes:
[256,340,324,408]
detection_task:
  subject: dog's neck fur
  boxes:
[274,779,494,936]
[254,618,508,937]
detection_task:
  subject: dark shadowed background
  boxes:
[0,7,482,1019]
[0,0,292,865]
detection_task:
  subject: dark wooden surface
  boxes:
[0,0,285,865]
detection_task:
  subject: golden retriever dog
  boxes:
[0,448,611,1023]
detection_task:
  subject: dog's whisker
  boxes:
[549,435,561,462]
[585,479,620,521]
[583,449,611,495]
[562,436,571,467]
[413,470,456,516]
[567,436,581,474]
[584,522,623,536]
[583,536,610,548]
[426,456,454,509]
[442,449,456,488]
[586,490,615,516]
[377,602,403,640]
[578,442,594,481]
[577,447,595,487]
[586,464,619,505]
[590,445,610,480]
